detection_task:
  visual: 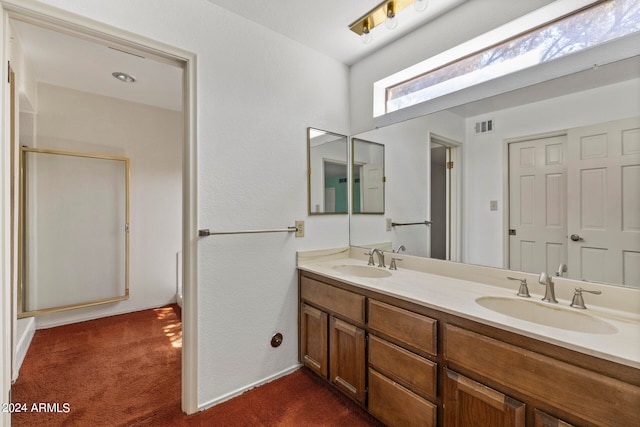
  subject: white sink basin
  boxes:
[475,296,618,335]
[332,264,392,278]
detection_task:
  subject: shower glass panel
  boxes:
[19,148,130,317]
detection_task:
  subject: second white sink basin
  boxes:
[476,296,618,335]
[332,264,392,278]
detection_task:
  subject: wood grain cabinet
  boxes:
[368,299,439,426]
[298,270,640,427]
[330,316,366,403]
[443,368,525,427]
[299,275,367,404]
[369,368,437,427]
[534,409,575,427]
[444,324,640,427]
[300,302,328,377]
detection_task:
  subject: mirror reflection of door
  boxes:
[430,143,448,260]
[508,135,567,275]
[567,117,640,285]
[352,138,384,214]
[508,117,640,285]
[362,163,384,213]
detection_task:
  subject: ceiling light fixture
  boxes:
[362,18,373,44]
[385,2,398,30]
[112,72,136,83]
[349,0,428,43]
[414,0,429,12]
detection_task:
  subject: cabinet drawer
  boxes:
[369,368,437,427]
[368,299,437,356]
[534,409,575,427]
[445,324,640,427]
[369,335,437,400]
[301,276,365,324]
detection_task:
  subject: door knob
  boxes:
[570,234,584,242]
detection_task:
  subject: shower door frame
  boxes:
[18,147,130,317]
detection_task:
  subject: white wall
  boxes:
[8,22,37,112]
[349,0,554,134]
[0,11,12,426]
[463,78,640,268]
[0,0,351,410]
[351,109,465,255]
[191,10,350,406]
[32,83,182,328]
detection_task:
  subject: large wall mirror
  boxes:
[352,138,385,214]
[308,128,348,215]
[349,52,640,290]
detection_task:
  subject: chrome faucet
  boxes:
[393,245,406,253]
[538,272,558,303]
[367,248,386,268]
[555,263,567,277]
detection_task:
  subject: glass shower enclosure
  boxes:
[18,147,130,317]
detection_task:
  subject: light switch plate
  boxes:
[295,220,304,237]
[490,200,498,211]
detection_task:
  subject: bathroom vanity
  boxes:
[297,248,640,427]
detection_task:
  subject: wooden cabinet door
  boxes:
[330,316,366,404]
[444,369,525,427]
[300,303,328,378]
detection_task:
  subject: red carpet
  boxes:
[12,305,384,426]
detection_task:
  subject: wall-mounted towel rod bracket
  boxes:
[391,220,432,227]
[198,226,298,237]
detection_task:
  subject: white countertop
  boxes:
[298,249,640,369]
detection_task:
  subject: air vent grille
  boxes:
[475,119,494,134]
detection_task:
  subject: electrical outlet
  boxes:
[386,218,393,232]
[295,220,304,237]
[490,200,498,211]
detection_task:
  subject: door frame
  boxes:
[503,130,567,270]
[0,0,199,416]
[428,132,462,262]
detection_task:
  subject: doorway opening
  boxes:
[2,3,198,415]
[429,133,460,262]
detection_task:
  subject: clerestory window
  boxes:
[379,0,640,115]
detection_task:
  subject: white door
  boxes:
[324,187,336,213]
[509,135,567,274]
[567,117,640,286]
[362,163,384,212]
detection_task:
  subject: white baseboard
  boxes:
[197,364,302,412]
[12,317,36,382]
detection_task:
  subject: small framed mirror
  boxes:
[307,128,348,215]
[352,138,385,214]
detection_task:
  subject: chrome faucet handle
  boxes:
[570,287,602,309]
[365,251,375,266]
[507,276,530,298]
[389,258,402,270]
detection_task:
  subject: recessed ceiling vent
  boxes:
[475,119,494,134]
